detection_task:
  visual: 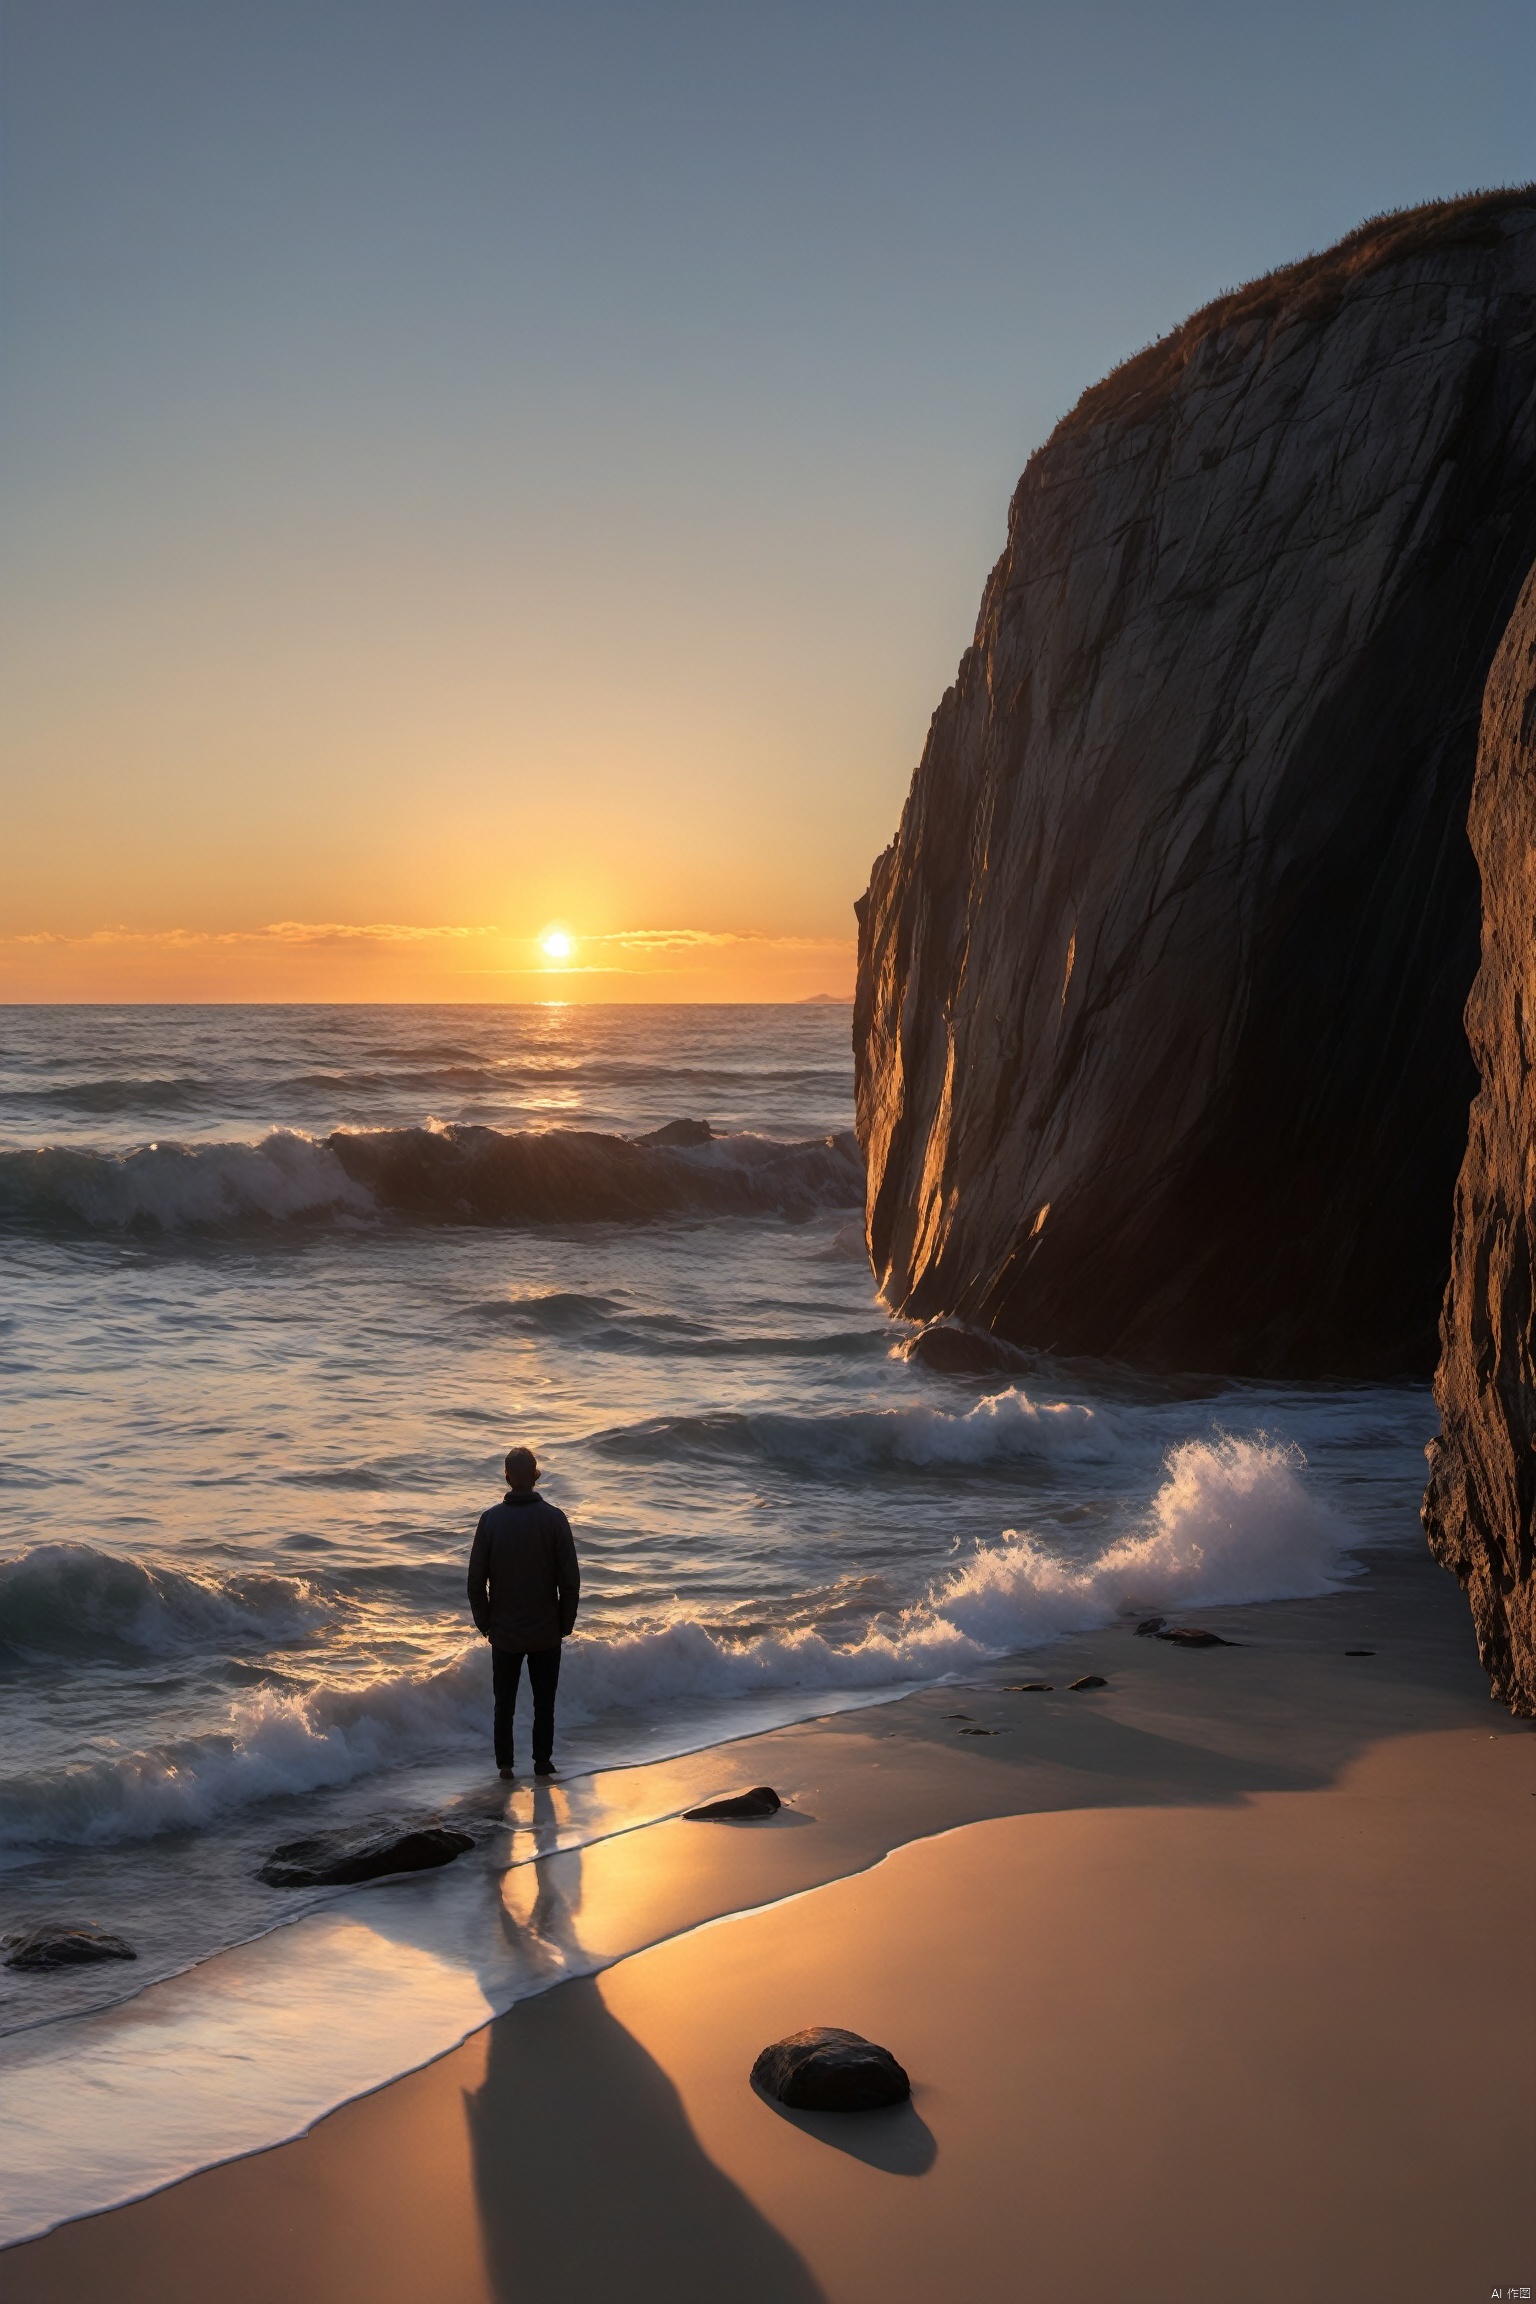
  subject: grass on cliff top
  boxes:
[1062,185,1536,441]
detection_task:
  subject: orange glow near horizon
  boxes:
[0,919,857,1005]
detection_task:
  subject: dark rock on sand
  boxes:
[683,1786,782,1821]
[4,1922,137,1971]
[1424,563,1536,1715]
[1157,1628,1233,1648]
[1006,1681,1054,1691]
[633,1118,714,1148]
[855,191,1536,1379]
[959,1726,1002,1735]
[259,1822,476,1888]
[751,2027,911,2112]
[1344,1649,1377,1657]
[1069,1675,1107,1691]
[1134,1617,1166,1637]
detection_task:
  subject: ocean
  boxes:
[0,1003,1434,2238]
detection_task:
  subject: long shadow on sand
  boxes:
[465,1977,826,2304]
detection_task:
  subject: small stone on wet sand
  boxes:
[4,1922,138,1971]
[259,1822,475,1888]
[683,1786,783,1821]
[751,2027,911,2112]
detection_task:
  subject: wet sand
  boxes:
[4,1547,1533,2303]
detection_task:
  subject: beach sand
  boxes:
[4,1548,1533,2304]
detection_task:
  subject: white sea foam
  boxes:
[0,1436,1347,1852]
[0,1666,478,1851]
[875,1429,1351,1661]
[569,1432,1348,1695]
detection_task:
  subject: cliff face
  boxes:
[1423,566,1536,1715]
[855,191,1536,1377]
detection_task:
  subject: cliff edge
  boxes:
[855,190,1536,1376]
[1423,564,1536,1715]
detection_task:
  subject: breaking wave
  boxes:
[0,1545,330,1667]
[0,1436,1348,1850]
[0,1124,864,1235]
[0,1656,490,1850]
[595,1385,1119,1469]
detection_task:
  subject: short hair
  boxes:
[504,1446,539,1489]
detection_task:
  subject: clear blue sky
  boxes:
[2,0,1531,996]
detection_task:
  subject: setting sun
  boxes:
[539,928,576,962]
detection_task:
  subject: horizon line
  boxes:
[0,994,856,1009]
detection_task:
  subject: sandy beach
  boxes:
[3,1544,1531,2304]
[9,28,1536,2304]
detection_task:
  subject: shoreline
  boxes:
[4,1539,1532,2296]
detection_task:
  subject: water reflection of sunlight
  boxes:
[502,1778,574,1856]
[499,1850,582,1965]
[0,1745,828,2247]
[0,1915,498,2247]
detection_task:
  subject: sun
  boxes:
[539,927,575,963]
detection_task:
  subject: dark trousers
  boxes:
[492,1642,561,1770]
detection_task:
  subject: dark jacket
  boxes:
[467,1489,580,1653]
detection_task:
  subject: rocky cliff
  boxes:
[855,190,1536,1377]
[1423,565,1536,1714]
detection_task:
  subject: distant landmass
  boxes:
[800,992,852,1004]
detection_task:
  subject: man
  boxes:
[467,1446,580,1781]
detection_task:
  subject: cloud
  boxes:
[592,928,853,953]
[3,921,854,956]
[4,921,500,950]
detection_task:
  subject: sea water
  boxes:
[0,1004,1435,2238]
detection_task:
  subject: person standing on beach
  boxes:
[467,1447,580,1781]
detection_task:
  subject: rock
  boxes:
[1424,565,1536,1717]
[682,1786,782,1821]
[3,1923,137,1971]
[259,1822,475,1888]
[1156,1628,1233,1648]
[900,1323,1033,1376]
[751,2027,911,2112]
[1068,1674,1107,1691]
[959,1726,1001,1735]
[1134,1617,1166,1637]
[1005,1681,1053,1691]
[854,192,1536,1379]
[632,1118,714,1148]
[1344,1649,1377,1657]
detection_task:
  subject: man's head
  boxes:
[504,1446,539,1493]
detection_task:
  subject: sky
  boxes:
[2,0,1532,1002]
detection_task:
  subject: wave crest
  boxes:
[0,1438,1347,1850]
[0,1125,864,1234]
[596,1385,1118,1470]
[0,1544,328,1666]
